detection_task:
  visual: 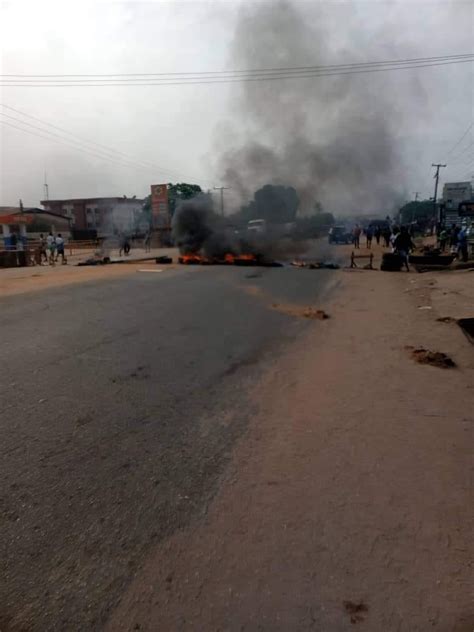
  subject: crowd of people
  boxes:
[349,220,471,270]
[37,232,67,265]
[437,224,469,262]
[351,224,393,250]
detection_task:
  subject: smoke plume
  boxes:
[172,195,306,260]
[219,1,410,215]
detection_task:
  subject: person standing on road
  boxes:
[39,233,48,264]
[457,226,468,262]
[393,226,414,271]
[450,224,459,254]
[9,232,17,251]
[382,226,391,248]
[55,234,66,264]
[143,230,151,252]
[119,232,126,257]
[46,232,56,266]
[438,227,448,252]
[353,225,361,249]
[374,227,381,245]
[365,226,374,249]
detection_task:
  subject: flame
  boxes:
[178,254,202,264]
[234,253,258,265]
[178,252,259,266]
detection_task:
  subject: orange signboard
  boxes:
[150,184,170,228]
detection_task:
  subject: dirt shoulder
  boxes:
[106,267,473,632]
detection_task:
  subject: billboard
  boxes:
[150,184,169,228]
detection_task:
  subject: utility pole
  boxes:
[431,163,446,224]
[43,172,49,202]
[214,186,229,217]
[411,192,420,223]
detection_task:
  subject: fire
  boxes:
[178,252,258,266]
[178,254,202,264]
[234,253,258,265]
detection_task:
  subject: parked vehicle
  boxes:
[247,219,266,234]
[328,226,352,244]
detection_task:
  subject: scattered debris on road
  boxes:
[343,600,369,624]
[302,307,330,320]
[291,260,340,270]
[458,318,474,344]
[405,346,456,368]
[271,303,330,320]
[436,316,457,324]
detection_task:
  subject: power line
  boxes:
[0,118,159,174]
[0,103,200,182]
[2,52,472,78]
[449,139,474,162]
[1,116,210,188]
[1,57,473,87]
[444,121,473,157]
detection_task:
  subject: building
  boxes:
[41,196,145,238]
[0,207,71,246]
[442,181,473,225]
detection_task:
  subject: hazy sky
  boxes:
[0,0,472,211]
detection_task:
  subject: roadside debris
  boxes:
[350,252,374,269]
[291,260,340,270]
[458,318,474,344]
[405,346,456,368]
[381,252,403,271]
[271,303,330,320]
[156,256,173,264]
[77,256,111,266]
[302,308,330,320]
[436,316,457,323]
[343,600,369,624]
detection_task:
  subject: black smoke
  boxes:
[219,1,410,215]
[171,195,215,254]
[172,195,306,260]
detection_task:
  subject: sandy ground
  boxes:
[105,262,473,632]
[0,248,179,297]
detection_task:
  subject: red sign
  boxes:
[0,213,33,225]
[150,184,169,228]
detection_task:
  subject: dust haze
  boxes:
[218,1,423,215]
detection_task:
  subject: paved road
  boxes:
[0,264,337,631]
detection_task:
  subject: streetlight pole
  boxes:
[214,186,230,216]
[411,192,420,223]
[431,163,446,225]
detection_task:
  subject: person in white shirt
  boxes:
[46,232,56,265]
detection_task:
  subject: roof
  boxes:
[0,207,70,220]
[40,197,145,205]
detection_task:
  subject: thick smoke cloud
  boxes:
[219,1,409,215]
[172,195,306,260]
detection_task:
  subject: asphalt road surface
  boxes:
[0,263,337,631]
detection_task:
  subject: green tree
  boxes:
[139,182,203,228]
[234,185,300,224]
[399,200,434,224]
[168,183,202,217]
